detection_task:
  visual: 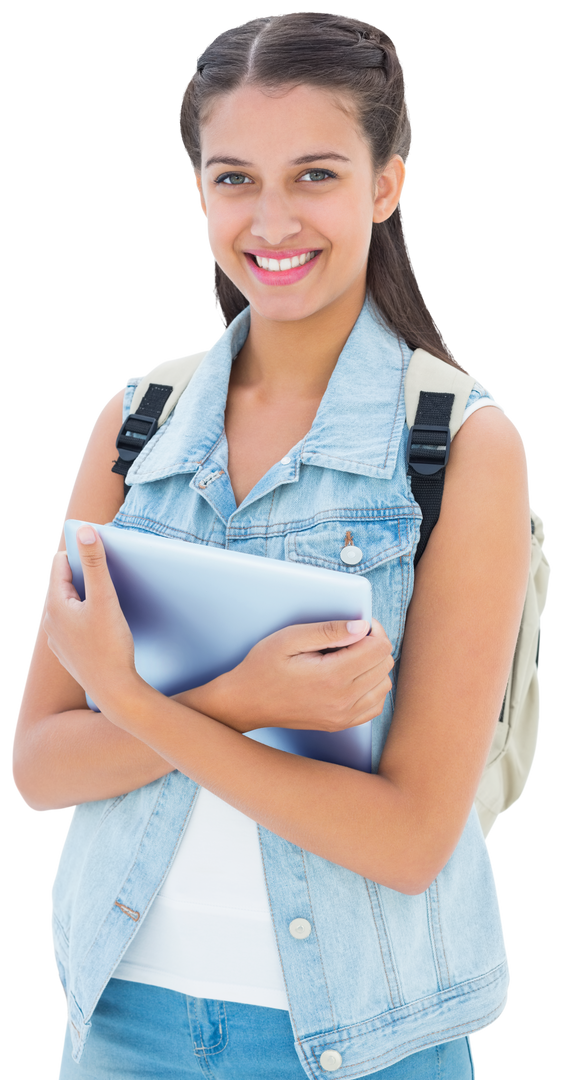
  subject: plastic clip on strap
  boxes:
[112,383,174,480]
[408,391,454,566]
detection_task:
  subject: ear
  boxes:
[192,168,207,217]
[195,172,207,217]
[372,155,406,224]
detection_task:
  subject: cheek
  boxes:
[312,193,374,267]
[322,211,371,268]
[205,196,247,262]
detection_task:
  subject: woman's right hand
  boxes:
[179,619,394,734]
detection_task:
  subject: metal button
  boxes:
[280,455,291,465]
[320,1049,343,1071]
[340,545,363,565]
[289,918,311,939]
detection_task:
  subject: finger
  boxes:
[48,550,82,604]
[369,619,393,652]
[350,652,395,694]
[351,671,394,717]
[317,628,393,683]
[277,618,371,657]
[76,526,117,603]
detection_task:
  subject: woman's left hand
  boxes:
[43,526,138,707]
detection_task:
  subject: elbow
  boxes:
[14,782,65,813]
[367,870,445,897]
[362,786,457,894]
[398,873,440,897]
[392,855,446,895]
[395,851,443,894]
[12,752,60,812]
[363,837,450,896]
[360,851,438,894]
[384,842,452,895]
[392,813,468,894]
[13,782,43,813]
[370,871,438,897]
[12,765,47,812]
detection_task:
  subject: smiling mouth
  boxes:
[247,250,321,272]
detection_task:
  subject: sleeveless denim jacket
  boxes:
[52,300,508,1076]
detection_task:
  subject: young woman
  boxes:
[14,13,530,1080]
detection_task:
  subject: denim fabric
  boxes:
[52,298,506,1077]
[59,980,474,1080]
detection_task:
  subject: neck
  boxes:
[233,282,366,400]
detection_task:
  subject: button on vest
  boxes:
[289,918,311,939]
[320,1049,343,1071]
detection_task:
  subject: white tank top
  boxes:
[113,786,289,1010]
[114,396,499,1009]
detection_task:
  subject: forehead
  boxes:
[200,83,369,167]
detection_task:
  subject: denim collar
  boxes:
[126,297,411,487]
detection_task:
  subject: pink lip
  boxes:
[244,250,321,286]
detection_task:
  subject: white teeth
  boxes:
[254,251,317,271]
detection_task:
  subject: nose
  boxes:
[250,188,302,247]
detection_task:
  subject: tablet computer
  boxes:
[64,520,374,772]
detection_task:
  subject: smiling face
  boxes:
[197,83,404,324]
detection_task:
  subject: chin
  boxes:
[251,299,321,323]
[245,286,340,324]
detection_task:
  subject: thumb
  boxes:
[76,526,116,602]
[281,618,371,656]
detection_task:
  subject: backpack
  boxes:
[112,348,549,836]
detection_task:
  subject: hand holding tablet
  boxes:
[64,520,377,770]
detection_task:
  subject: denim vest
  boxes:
[53,300,508,1075]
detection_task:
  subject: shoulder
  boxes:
[73,388,126,473]
[451,397,527,447]
[420,403,530,592]
[61,388,128,547]
[443,401,527,509]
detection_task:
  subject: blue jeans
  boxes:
[59,979,474,1079]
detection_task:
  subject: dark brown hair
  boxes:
[181,13,456,366]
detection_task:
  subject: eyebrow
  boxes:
[204,152,351,169]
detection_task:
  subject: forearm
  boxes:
[15,632,249,810]
[101,677,421,892]
[29,527,417,886]
[175,678,248,731]
[13,707,173,811]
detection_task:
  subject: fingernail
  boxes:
[77,526,97,545]
[346,619,369,635]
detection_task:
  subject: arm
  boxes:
[14,393,393,809]
[13,391,177,805]
[20,405,530,893]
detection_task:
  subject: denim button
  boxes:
[280,455,291,465]
[340,545,363,565]
[320,1049,342,1071]
[289,918,311,939]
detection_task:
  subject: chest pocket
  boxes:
[285,511,419,653]
[285,512,416,573]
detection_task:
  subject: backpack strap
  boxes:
[405,350,476,565]
[112,352,207,480]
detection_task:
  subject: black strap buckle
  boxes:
[114,412,159,465]
[407,424,451,476]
